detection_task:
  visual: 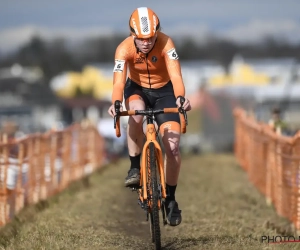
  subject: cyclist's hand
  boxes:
[176,97,191,111]
[108,104,123,118]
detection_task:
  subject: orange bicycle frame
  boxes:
[114,107,187,203]
[140,123,166,200]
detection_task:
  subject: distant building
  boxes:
[49,65,114,101]
[0,64,63,134]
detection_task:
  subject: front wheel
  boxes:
[149,212,155,243]
[148,142,161,250]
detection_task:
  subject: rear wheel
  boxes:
[147,142,161,250]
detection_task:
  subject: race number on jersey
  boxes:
[113,59,125,72]
[167,48,179,60]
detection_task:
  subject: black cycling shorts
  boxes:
[124,78,180,128]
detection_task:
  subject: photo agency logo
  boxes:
[261,235,300,244]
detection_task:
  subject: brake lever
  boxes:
[178,96,188,126]
[114,100,122,129]
[114,115,118,129]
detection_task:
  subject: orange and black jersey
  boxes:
[112,31,186,103]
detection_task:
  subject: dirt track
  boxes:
[0,154,297,250]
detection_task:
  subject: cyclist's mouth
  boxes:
[141,47,150,52]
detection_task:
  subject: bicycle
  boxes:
[113,96,188,250]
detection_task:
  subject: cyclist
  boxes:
[108,7,191,226]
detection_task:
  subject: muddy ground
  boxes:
[0,154,298,250]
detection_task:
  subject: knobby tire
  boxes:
[148,142,161,250]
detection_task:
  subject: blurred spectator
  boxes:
[268,107,289,135]
[1,121,19,140]
[0,120,22,156]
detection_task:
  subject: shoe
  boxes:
[165,200,182,226]
[124,168,140,187]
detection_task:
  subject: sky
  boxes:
[0,0,300,52]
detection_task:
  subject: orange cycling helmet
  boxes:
[129,7,161,39]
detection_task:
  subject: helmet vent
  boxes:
[141,17,149,33]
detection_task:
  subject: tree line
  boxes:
[0,34,299,82]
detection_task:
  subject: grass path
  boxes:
[0,154,296,250]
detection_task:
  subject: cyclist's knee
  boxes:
[125,95,145,109]
[160,122,181,157]
[170,142,180,156]
[128,115,143,126]
[164,138,180,157]
[126,96,145,124]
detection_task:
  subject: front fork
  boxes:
[159,183,167,225]
[131,183,166,225]
[137,185,167,225]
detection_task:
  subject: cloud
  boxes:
[220,19,300,44]
[0,23,211,52]
[0,25,115,53]
[163,23,212,42]
[0,26,36,53]
[1,19,300,53]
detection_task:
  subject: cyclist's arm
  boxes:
[112,44,128,103]
[163,38,185,99]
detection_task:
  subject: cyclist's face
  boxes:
[134,35,157,54]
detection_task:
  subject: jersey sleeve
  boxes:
[163,38,185,99]
[111,43,128,103]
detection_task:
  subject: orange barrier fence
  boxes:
[0,122,106,227]
[234,107,300,230]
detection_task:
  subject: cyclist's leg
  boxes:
[124,78,149,186]
[153,86,182,226]
[156,99,181,195]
